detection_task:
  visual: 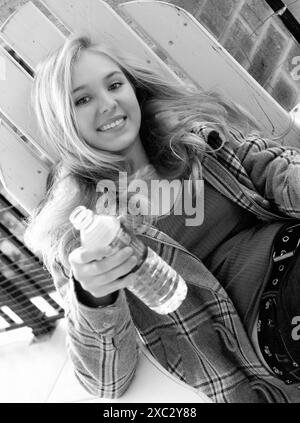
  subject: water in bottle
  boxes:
[69,205,187,314]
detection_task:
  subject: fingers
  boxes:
[69,245,114,265]
[69,246,135,275]
[99,253,137,283]
[89,273,135,297]
[68,244,138,297]
[87,247,135,275]
[78,258,137,298]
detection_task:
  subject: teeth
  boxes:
[100,118,124,131]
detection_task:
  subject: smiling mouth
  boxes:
[98,117,127,132]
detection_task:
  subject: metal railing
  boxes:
[0,193,64,338]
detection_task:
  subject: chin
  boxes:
[116,139,137,154]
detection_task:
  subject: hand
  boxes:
[68,244,138,304]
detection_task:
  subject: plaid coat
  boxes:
[52,132,300,403]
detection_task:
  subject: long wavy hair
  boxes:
[24,35,259,273]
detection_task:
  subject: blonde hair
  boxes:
[25,35,259,272]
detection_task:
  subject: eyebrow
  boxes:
[72,71,124,94]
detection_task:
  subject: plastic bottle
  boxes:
[69,205,187,314]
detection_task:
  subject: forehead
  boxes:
[71,50,122,87]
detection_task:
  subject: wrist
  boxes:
[74,279,118,308]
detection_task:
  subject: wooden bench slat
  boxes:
[0,47,58,162]
[0,121,50,214]
[40,0,178,79]
[0,0,177,80]
[120,1,300,146]
[0,2,65,71]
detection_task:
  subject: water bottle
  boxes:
[69,205,187,314]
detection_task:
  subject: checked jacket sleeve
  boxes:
[236,137,300,218]
[50,262,139,399]
[223,134,300,218]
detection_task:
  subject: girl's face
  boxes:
[71,50,142,157]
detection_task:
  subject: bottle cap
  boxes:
[69,206,121,247]
[69,205,94,230]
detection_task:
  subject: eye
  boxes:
[109,81,123,90]
[74,96,91,106]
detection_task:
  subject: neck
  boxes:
[125,138,150,173]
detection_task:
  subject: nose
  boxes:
[98,93,117,115]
